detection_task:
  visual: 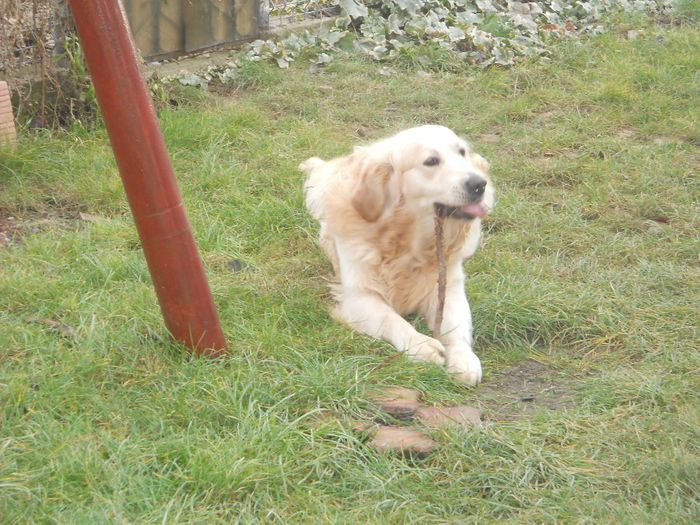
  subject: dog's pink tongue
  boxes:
[460,202,489,217]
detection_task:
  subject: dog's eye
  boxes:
[458,148,466,157]
[423,156,440,167]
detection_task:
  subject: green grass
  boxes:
[1,20,699,523]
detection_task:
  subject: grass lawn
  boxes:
[1,18,699,524]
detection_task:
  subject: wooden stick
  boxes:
[433,205,447,337]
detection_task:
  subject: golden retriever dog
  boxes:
[300,125,494,385]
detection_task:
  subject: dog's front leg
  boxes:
[336,292,446,365]
[422,271,482,385]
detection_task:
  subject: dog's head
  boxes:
[351,125,495,222]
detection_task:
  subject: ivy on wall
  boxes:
[164,0,678,87]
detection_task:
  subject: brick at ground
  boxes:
[369,386,423,420]
[0,81,17,149]
[369,426,438,457]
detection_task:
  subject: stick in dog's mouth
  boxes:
[433,204,448,337]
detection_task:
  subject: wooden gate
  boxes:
[121,0,260,59]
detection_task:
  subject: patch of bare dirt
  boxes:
[475,132,502,145]
[0,206,83,246]
[616,127,636,139]
[478,359,577,420]
[0,212,22,246]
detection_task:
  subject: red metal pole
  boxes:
[68,0,227,356]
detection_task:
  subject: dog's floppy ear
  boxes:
[471,153,490,173]
[350,155,393,222]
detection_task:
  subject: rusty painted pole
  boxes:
[68,0,227,356]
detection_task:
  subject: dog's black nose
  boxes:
[465,174,487,199]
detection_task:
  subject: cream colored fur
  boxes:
[301,125,494,385]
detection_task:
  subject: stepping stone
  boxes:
[415,406,482,429]
[369,386,423,420]
[369,426,437,457]
[369,386,422,402]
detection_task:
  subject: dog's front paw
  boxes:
[405,338,446,365]
[447,351,482,386]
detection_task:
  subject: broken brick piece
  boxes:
[369,386,422,402]
[370,426,438,457]
[378,398,421,420]
[370,386,423,420]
